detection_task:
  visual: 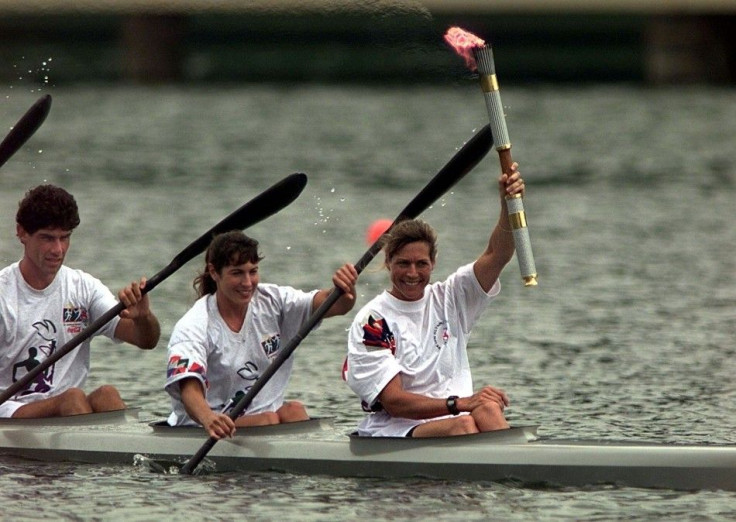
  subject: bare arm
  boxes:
[312,263,359,318]
[378,375,509,420]
[473,163,526,292]
[378,375,456,420]
[113,277,161,349]
[179,378,236,439]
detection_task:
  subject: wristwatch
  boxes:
[446,395,460,416]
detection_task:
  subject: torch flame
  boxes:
[444,27,486,71]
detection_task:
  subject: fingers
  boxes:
[498,162,524,193]
[333,263,358,298]
[117,277,150,316]
[205,414,236,440]
[118,280,139,307]
[474,385,510,410]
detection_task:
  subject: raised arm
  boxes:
[473,163,525,292]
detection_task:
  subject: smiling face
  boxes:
[211,260,260,313]
[18,225,72,289]
[387,240,435,302]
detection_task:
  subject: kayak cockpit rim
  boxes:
[149,416,336,436]
[0,408,140,427]
[348,425,539,444]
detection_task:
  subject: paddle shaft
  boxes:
[0,173,308,407]
[179,124,494,475]
[0,94,52,169]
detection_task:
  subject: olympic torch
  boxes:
[444,27,538,287]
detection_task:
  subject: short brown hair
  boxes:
[16,184,80,234]
[383,219,438,264]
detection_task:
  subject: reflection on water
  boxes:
[0,84,735,520]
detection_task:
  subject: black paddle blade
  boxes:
[179,124,494,476]
[0,94,52,169]
[397,124,492,222]
[145,172,308,291]
[354,124,493,273]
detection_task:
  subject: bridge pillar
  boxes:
[120,14,186,83]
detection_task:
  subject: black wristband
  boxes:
[446,395,460,416]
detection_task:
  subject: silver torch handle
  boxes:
[474,45,538,287]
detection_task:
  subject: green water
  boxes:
[0,83,735,520]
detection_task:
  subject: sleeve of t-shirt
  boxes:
[345,307,401,409]
[164,319,209,401]
[274,285,320,340]
[85,274,122,342]
[447,262,500,334]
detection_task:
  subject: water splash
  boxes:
[132,454,217,476]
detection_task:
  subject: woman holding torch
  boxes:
[344,164,524,437]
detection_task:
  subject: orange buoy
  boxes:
[365,218,393,245]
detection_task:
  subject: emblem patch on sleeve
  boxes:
[361,312,396,354]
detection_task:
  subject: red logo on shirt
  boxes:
[361,314,396,354]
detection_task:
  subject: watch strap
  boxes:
[446,395,460,416]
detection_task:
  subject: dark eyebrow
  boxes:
[39,231,72,240]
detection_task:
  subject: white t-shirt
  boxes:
[165,283,317,426]
[345,263,500,437]
[0,262,121,417]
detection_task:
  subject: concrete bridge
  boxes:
[1,0,736,84]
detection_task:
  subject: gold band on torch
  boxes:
[473,45,538,287]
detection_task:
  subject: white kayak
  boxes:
[0,409,734,491]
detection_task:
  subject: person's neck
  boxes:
[18,258,57,290]
[215,293,248,333]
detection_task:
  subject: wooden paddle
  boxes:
[0,173,308,407]
[179,124,494,475]
[0,94,52,169]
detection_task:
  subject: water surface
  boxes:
[1,83,735,520]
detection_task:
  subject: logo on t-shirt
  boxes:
[12,319,57,396]
[261,334,280,358]
[166,355,207,387]
[361,312,396,354]
[63,305,89,335]
[433,320,450,350]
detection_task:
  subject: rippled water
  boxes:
[1,83,735,520]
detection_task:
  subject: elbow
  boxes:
[340,296,357,315]
[327,296,356,318]
[138,330,161,350]
[138,340,158,350]
[381,399,421,420]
